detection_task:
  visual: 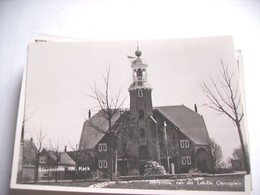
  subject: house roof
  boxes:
[79,110,122,150]
[49,152,76,166]
[154,105,210,145]
[67,150,92,166]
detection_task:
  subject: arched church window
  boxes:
[140,128,145,137]
[138,110,144,120]
[137,68,142,76]
[133,69,137,77]
[138,89,143,97]
[142,69,146,76]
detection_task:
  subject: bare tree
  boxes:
[68,144,93,181]
[87,67,126,180]
[232,145,249,162]
[68,144,81,181]
[33,128,46,183]
[18,109,35,183]
[202,61,250,173]
[230,145,249,171]
[49,140,62,182]
[210,138,223,171]
[153,121,176,173]
[114,112,136,176]
[165,122,177,172]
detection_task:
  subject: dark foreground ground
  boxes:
[34,174,245,191]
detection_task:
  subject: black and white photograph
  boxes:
[11,36,251,194]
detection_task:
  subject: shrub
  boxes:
[128,168,139,176]
[188,168,201,174]
[143,161,167,177]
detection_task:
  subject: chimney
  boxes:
[88,109,91,119]
[194,104,198,113]
[64,145,67,153]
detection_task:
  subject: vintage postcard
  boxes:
[11,36,251,194]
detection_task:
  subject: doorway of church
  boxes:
[138,145,149,175]
[196,148,209,173]
[197,160,208,172]
[139,161,146,175]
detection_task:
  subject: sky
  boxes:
[23,36,247,163]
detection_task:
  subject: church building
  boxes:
[79,47,213,177]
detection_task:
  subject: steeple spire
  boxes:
[135,41,142,58]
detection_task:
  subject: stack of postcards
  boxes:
[10,35,251,195]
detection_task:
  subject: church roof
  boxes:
[131,58,148,67]
[79,105,210,150]
[154,105,210,145]
[79,110,122,150]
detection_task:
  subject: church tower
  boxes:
[129,47,153,118]
[128,47,159,175]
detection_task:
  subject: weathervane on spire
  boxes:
[135,40,142,58]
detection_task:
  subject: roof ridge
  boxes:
[154,105,184,108]
[155,105,203,116]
